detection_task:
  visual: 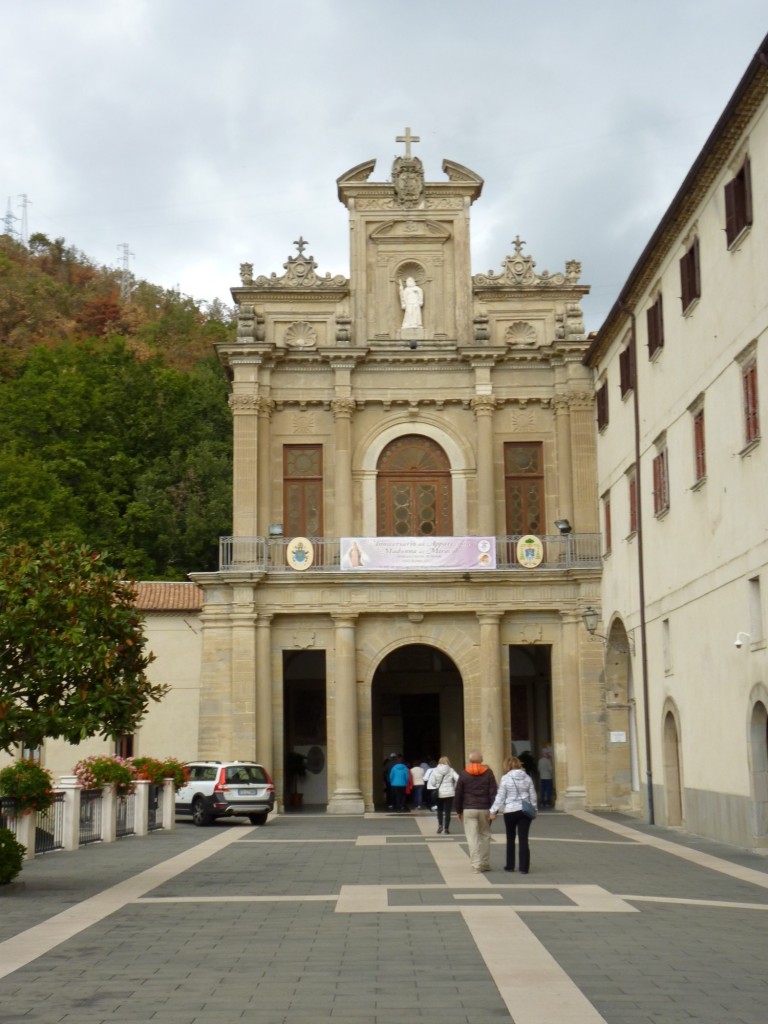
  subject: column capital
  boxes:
[470,395,497,415]
[229,393,260,414]
[330,397,357,420]
[332,612,359,627]
[476,611,502,626]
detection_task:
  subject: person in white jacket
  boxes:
[489,756,538,873]
[430,756,459,834]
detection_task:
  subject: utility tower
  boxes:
[3,197,20,239]
[117,242,135,302]
[17,194,31,244]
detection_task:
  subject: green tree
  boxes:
[0,537,166,753]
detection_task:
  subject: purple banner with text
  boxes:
[340,536,496,571]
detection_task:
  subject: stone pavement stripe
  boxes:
[462,906,609,1024]
[618,894,768,910]
[574,810,768,889]
[0,825,245,981]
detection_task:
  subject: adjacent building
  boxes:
[585,33,768,848]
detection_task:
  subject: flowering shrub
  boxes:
[0,827,25,885]
[73,755,136,795]
[0,760,55,815]
[130,756,189,790]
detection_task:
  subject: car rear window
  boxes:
[225,766,268,784]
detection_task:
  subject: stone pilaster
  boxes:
[230,585,258,759]
[558,611,587,810]
[477,612,504,779]
[553,394,574,524]
[327,614,365,814]
[471,396,497,536]
[256,614,274,777]
[331,398,356,537]
[256,397,275,537]
[230,389,260,537]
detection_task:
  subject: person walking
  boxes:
[454,751,497,872]
[489,756,538,873]
[537,748,554,808]
[389,757,410,813]
[431,756,459,834]
[409,761,426,810]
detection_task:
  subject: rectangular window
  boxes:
[647,293,664,358]
[743,358,760,445]
[628,468,638,536]
[749,576,764,646]
[596,380,609,430]
[693,407,706,483]
[725,158,753,247]
[115,735,135,759]
[680,238,701,313]
[283,445,323,538]
[504,442,544,535]
[619,338,635,397]
[652,447,670,516]
[662,619,672,674]
[602,492,612,556]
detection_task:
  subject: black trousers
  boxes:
[503,810,532,871]
[436,796,454,830]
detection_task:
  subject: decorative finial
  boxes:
[512,235,526,255]
[396,127,420,159]
[293,236,308,256]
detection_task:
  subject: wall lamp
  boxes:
[734,632,751,649]
[554,519,572,535]
[582,606,635,655]
[268,524,284,538]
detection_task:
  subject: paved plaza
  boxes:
[1,808,767,1023]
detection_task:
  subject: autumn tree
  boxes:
[0,537,166,754]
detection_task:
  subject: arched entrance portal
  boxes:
[371,644,463,809]
[663,708,683,826]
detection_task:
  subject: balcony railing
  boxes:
[219,534,602,573]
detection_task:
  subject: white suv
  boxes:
[175,761,275,826]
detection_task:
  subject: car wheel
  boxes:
[192,797,213,826]
[248,812,268,826]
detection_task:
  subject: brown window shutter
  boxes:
[725,177,738,247]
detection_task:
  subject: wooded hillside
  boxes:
[0,233,234,579]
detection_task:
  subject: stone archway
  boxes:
[371,643,464,809]
[748,697,768,843]
[662,706,684,826]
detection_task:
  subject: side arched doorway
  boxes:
[662,707,684,826]
[371,644,463,809]
[748,699,768,842]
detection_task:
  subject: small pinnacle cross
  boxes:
[293,236,308,256]
[396,127,420,159]
[512,235,526,255]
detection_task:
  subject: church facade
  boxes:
[190,136,615,814]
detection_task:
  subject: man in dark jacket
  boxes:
[454,750,497,872]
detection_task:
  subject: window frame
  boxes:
[596,380,609,431]
[742,357,760,446]
[652,445,670,517]
[680,238,701,313]
[725,157,753,248]
[692,406,706,485]
[646,293,664,358]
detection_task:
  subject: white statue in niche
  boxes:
[398,276,423,329]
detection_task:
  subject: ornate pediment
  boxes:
[241,238,348,290]
[441,159,484,187]
[473,237,582,289]
[369,219,451,241]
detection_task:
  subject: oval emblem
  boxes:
[286,536,314,571]
[516,535,544,569]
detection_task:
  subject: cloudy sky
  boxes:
[2,1,766,331]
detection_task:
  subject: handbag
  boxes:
[512,776,537,819]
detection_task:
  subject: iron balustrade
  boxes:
[79,789,102,845]
[34,792,64,854]
[219,534,602,572]
[116,793,136,837]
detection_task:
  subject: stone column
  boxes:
[554,394,574,525]
[477,612,504,779]
[328,614,365,814]
[230,390,260,538]
[472,396,497,536]
[331,398,356,537]
[256,614,274,778]
[559,611,586,810]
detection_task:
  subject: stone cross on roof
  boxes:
[396,127,420,159]
[293,236,308,256]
